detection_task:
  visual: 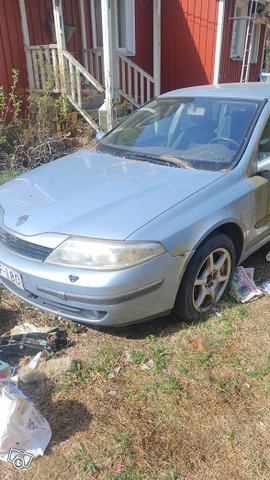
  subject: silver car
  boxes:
[1,83,270,326]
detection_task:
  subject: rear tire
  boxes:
[174,233,236,321]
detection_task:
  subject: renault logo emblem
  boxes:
[16,215,29,227]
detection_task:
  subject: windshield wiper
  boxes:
[120,152,182,168]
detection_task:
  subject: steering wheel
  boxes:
[208,136,239,149]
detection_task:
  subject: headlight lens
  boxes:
[45,236,166,270]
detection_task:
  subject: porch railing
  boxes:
[28,44,60,91]
[117,53,155,107]
[85,48,104,85]
[27,45,104,131]
[83,48,155,107]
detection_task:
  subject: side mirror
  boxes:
[96,131,105,141]
[257,156,270,173]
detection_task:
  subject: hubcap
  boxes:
[193,248,231,312]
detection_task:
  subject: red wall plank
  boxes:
[161,0,219,93]
[0,0,28,94]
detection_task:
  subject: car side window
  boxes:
[258,117,270,160]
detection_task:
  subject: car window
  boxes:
[258,117,270,160]
[97,97,260,172]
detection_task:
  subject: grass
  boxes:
[1,244,270,479]
[0,169,20,184]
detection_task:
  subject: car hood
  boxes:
[0,149,224,239]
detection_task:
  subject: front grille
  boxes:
[0,228,53,261]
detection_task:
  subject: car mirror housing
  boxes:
[257,156,270,173]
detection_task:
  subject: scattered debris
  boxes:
[259,279,270,294]
[7,323,52,335]
[191,334,209,352]
[0,360,51,465]
[139,359,154,371]
[0,384,51,464]
[0,361,11,379]
[0,328,70,360]
[211,307,221,317]
[229,266,263,303]
[18,356,75,384]
[114,464,125,473]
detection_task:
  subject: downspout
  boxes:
[153,0,161,96]
[213,0,226,84]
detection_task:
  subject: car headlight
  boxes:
[45,236,166,270]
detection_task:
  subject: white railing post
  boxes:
[18,0,34,89]
[79,0,89,71]
[100,0,115,131]
[52,0,66,93]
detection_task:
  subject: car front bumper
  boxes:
[0,242,192,326]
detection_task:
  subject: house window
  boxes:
[90,0,103,48]
[115,0,136,55]
[90,0,136,55]
[231,0,249,59]
[251,23,261,63]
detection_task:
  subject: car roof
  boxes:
[160,82,270,101]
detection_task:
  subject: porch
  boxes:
[18,0,161,131]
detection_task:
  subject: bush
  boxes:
[0,70,89,171]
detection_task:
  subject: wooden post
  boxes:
[18,0,34,89]
[52,0,66,92]
[99,0,115,131]
[153,0,161,96]
[79,0,89,71]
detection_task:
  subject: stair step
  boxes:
[81,89,105,110]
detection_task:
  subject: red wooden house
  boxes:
[0,0,269,130]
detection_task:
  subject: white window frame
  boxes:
[114,0,136,56]
[230,0,249,59]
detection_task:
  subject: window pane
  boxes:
[117,0,127,48]
[94,0,103,47]
[98,97,259,172]
[258,118,270,160]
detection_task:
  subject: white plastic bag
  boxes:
[0,385,52,464]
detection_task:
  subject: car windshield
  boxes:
[96,96,260,172]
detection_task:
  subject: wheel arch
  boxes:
[191,221,244,266]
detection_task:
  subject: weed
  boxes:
[130,350,147,364]
[218,378,241,396]
[114,432,132,459]
[248,358,270,380]
[71,443,98,474]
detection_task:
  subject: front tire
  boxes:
[174,233,236,321]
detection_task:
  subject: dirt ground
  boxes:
[1,247,270,480]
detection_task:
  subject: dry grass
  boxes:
[1,249,270,480]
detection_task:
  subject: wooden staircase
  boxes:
[28,44,105,132]
[27,44,156,131]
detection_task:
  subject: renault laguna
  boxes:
[0,83,270,326]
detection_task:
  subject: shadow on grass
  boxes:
[21,376,93,449]
[0,306,21,336]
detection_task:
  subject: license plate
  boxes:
[0,263,24,290]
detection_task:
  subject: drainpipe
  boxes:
[99,0,115,131]
[213,0,226,84]
[153,0,161,96]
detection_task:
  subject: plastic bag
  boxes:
[229,266,263,303]
[0,385,52,465]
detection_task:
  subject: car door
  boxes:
[245,114,270,250]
